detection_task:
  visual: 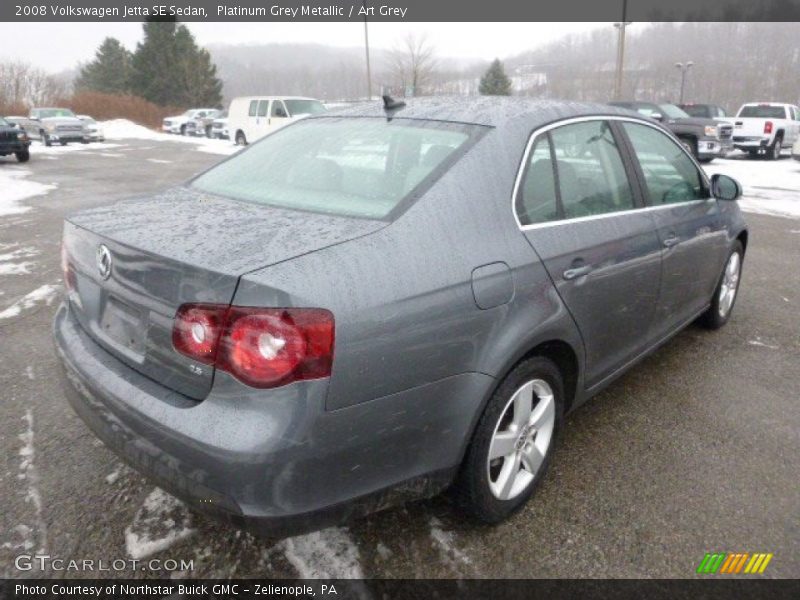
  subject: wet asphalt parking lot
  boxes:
[1,137,798,579]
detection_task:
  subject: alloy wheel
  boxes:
[487,379,555,500]
[718,251,741,318]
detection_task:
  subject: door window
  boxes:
[516,135,559,225]
[248,100,258,117]
[516,120,636,225]
[257,100,269,117]
[622,122,707,205]
[549,120,636,219]
[271,101,288,118]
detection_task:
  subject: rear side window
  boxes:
[622,122,706,205]
[516,120,635,226]
[257,100,269,117]
[738,105,787,118]
[248,100,258,117]
[682,105,709,118]
[191,117,485,220]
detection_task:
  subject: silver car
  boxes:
[54,98,747,534]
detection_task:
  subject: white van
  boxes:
[227,96,327,145]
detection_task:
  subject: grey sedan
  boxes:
[54,97,747,534]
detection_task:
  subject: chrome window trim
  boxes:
[511,115,712,231]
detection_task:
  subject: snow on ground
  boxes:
[429,516,474,574]
[0,245,38,275]
[17,409,48,554]
[704,152,800,219]
[101,119,239,156]
[0,169,56,217]
[278,527,363,579]
[125,488,195,560]
[31,141,124,156]
[0,284,59,320]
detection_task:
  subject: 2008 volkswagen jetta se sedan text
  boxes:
[54,97,748,534]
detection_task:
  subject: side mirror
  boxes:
[710,174,742,201]
[651,113,664,122]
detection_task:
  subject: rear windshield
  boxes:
[738,105,786,118]
[191,117,485,220]
[285,100,326,116]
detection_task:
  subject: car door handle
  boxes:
[663,235,680,248]
[563,265,593,280]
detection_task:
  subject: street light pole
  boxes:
[613,0,631,100]
[363,1,372,100]
[675,61,694,104]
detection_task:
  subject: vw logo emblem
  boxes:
[96,244,112,280]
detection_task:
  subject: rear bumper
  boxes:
[733,136,770,150]
[53,302,485,535]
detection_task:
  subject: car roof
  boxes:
[320,96,641,128]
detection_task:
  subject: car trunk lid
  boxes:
[63,186,385,400]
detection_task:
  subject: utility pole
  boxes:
[613,0,631,100]
[675,61,694,104]
[363,1,372,100]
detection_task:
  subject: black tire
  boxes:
[206,125,213,138]
[679,136,698,158]
[767,135,782,161]
[453,356,564,524]
[699,240,744,330]
[747,149,759,159]
[59,140,68,146]
[42,131,51,147]
[15,150,30,163]
[235,131,247,146]
[180,124,187,136]
[698,157,713,164]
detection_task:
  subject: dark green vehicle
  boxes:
[0,116,31,162]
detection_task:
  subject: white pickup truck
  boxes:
[732,102,800,160]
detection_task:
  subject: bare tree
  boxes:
[387,33,438,96]
[0,60,68,112]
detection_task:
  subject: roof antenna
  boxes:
[382,95,406,111]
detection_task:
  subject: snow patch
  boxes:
[0,169,56,217]
[0,284,59,320]
[125,488,195,560]
[748,339,779,350]
[279,527,363,579]
[429,516,473,572]
[17,410,48,554]
[31,141,124,155]
[147,158,173,164]
[25,366,35,380]
[100,119,238,156]
[0,246,38,275]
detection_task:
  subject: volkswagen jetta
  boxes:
[54,97,747,534]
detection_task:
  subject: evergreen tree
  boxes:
[479,59,513,96]
[75,37,132,94]
[130,19,222,107]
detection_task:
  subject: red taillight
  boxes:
[172,304,227,365]
[60,241,76,291]
[172,304,334,389]
[764,121,773,134]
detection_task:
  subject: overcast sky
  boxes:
[0,22,607,72]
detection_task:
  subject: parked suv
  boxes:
[55,98,747,535]
[162,109,218,135]
[0,116,31,162]
[30,107,89,146]
[609,101,733,162]
[732,102,800,160]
